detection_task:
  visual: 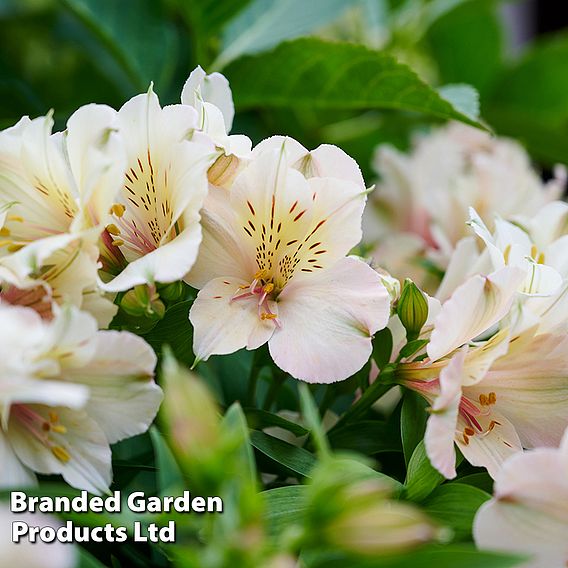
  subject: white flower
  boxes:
[99,85,217,292]
[0,302,162,494]
[0,505,76,568]
[0,106,125,326]
[365,122,564,290]
[474,427,568,568]
[188,139,390,383]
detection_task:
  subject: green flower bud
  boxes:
[121,284,165,320]
[397,278,428,340]
[157,280,184,302]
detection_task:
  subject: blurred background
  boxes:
[1,0,567,181]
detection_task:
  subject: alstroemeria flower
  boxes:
[99,86,217,292]
[1,505,76,568]
[468,207,563,297]
[188,141,390,383]
[398,264,568,478]
[0,107,125,326]
[0,301,162,494]
[474,427,568,568]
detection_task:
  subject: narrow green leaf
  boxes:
[245,408,309,437]
[224,38,486,128]
[453,472,494,494]
[422,483,491,541]
[372,327,393,370]
[150,426,184,497]
[262,485,308,536]
[250,430,316,478]
[299,383,330,456]
[222,402,257,486]
[329,420,402,455]
[400,389,428,465]
[78,549,108,568]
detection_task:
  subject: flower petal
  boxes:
[0,430,37,489]
[268,257,390,383]
[427,266,524,361]
[424,348,467,479]
[190,276,277,361]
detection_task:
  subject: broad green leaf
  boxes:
[438,84,480,122]
[422,483,490,541]
[453,472,494,494]
[215,0,356,69]
[224,38,485,128]
[250,430,316,478]
[150,426,185,497]
[329,420,402,455]
[222,402,257,486]
[426,0,504,96]
[178,0,252,35]
[299,383,330,456]
[485,33,568,165]
[245,408,309,437]
[262,485,308,536]
[62,0,178,92]
[400,389,428,465]
[302,545,525,568]
[404,439,445,501]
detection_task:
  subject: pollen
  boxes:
[503,244,511,265]
[51,445,71,463]
[110,203,126,217]
[260,312,278,320]
[530,244,538,259]
[106,223,121,235]
[112,239,125,247]
[537,252,546,264]
[8,214,24,223]
[464,427,475,437]
[0,227,10,237]
[51,424,68,434]
[263,283,274,294]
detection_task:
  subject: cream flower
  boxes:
[99,86,217,292]
[365,122,564,290]
[0,302,162,494]
[398,265,568,478]
[474,427,568,568]
[0,505,76,568]
[188,140,390,383]
[0,106,125,326]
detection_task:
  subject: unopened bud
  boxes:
[397,279,428,340]
[157,280,184,302]
[121,284,165,320]
[208,153,241,188]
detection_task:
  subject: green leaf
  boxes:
[250,430,316,478]
[329,420,402,455]
[398,339,429,361]
[437,84,480,122]
[224,38,485,128]
[299,383,330,456]
[78,548,108,568]
[372,327,393,370]
[426,0,504,96]
[62,0,178,92]
[303,545,526,568]
[245,408,309,437]
[485,33,568,165]
[222,402,257,486]
[404,439,445,501]
[422,483,490,541]
[179,0,252,35]
[215,0,356,69]
[453,472,494,494]
[400,389,428,465]
[142,300,194,366]
[150,426,184,497]
[262,485,308,536]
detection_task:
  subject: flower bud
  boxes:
[208,153,242,188]
[157,280,184,302]
[121,284,165,320]
[397,278,428,340]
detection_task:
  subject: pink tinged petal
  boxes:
[0,430,37,489]
[473,331,568,448]
[456,410,522,479]
[427,266,525,361]
[8,406,112,495]
[268,257,390,383]
[462,328,511,386]
[436,236,480,302]
[474,446,568,568]
[305,144,365,188]
[63,330,161,444]
[425,348,467,479]
[190,277,277,361]
[65,103,126,228]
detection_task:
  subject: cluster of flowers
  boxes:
[1,64,567,565]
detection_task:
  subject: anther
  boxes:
[110,203,126,217]
[51,446,71,463]
[106,223,121,236]
[112,239,125,247]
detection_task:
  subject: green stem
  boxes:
[246,351,264,406]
